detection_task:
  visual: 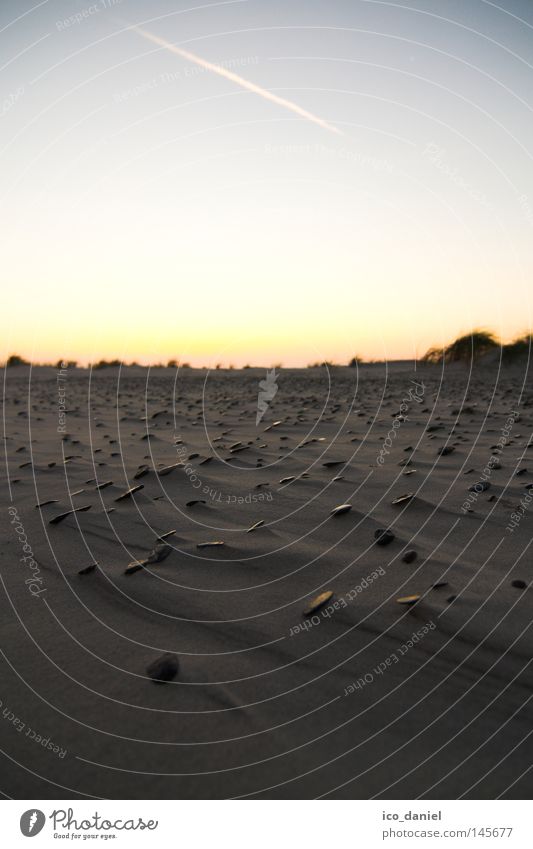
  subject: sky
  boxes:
[1,0,533,366]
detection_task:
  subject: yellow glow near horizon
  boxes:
[2,4,532,366]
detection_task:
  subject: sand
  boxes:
[1,361,532,799]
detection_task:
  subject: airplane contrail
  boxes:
[132,25,343,136]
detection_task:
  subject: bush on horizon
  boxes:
[422,330,532,364]
[5,354,30,366]
[422,330,498,363]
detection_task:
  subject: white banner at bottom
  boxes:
[1,800,529,848]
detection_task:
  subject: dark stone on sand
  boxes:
[78,563,97,575]
[402,550,417,564]
[375,528,394,546]
[432,581,448,589]
[146,653,179,683]
[115,484,144,502]
[186,500,206,507]
[469,481,490,492]
[157,463,182,476]
[125,560,148,575]
[156,530,176,541]
[511,580,527,589]
[446,595,457,603]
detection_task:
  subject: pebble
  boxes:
[147,543,173,563]
[156,530,176,541]
[511,580,527,590]
[374,528,395,546]
[402,550,417,564]
[49,505,91,525]
[197,541,225,548]
[304,591,334,616]
[157,463,182,476]
[396,595,420,605]
[331,504,352,516]
[469,481,490,492]
[115,485,144,502]
[146,653,180,683]
[392,493,414,505]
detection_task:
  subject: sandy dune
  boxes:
[1,362,532,799]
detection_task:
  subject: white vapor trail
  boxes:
[132,25,343,136]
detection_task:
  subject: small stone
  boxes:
[157,463,182,477]
[115,484,144,502]
[402,550,417,564]
[511,580,527,590]
[78,563,97,575]
[375,528,395,546]
[49,505,91,525]
[304,591,334,616]
[438,446,455,456]
[247,520,264,532]
[197,541,225,548]
[125,560,148,575]
[396,594,420,605]
[392,493,414,505]
[331,503,352,516]
[146,653,179,683]
[147,543,172,563]
[469,481,490,492]
[156,530,176,541]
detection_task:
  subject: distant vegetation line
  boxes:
[3,331,532,369]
